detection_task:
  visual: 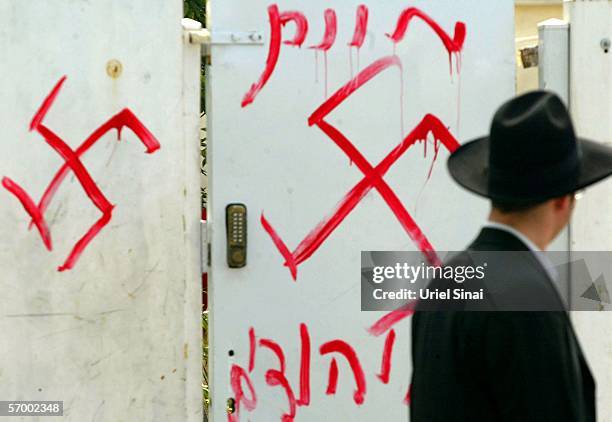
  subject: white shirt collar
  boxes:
[483,221,558,282]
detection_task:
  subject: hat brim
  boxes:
[447,136,612,203]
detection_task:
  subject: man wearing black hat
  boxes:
[410,91,612,421]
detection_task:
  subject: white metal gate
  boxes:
[207,1,514,420]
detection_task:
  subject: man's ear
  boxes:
[552,195,572,211]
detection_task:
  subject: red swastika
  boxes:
[261,56,460,280]
[2,76,160,271]
[257,6,466,280]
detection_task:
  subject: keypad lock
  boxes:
[226,203,247,268]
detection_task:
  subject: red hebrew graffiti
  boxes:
[296,323,311,406]
[387,7,466,74]
[281,12,309,47]
[242,5,466,105]
[348,5,369,48]
[248,327,257,373]
[229,364,257,422]
[256,4,465,279]
[2,76,160,271]
[261,340,297,422]
[232,321,412,420]
[325,358,339,395]
[260,337,287,373]
[320,339,366,405]
[265,369,297,422]
[308,9,337,51]
[241,5,309,107]
[377,329,396,384]
[309,8,338,97]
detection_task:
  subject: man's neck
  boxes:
[488,212,551,251]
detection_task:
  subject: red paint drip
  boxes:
[265,369,297,422]
[260,338,286,374]
[309,56,401,124]
[428,138,441,180]
[296,323,311,406]
[314,50,319,84]
[377,329,396,384]
[248,327,256,373]
[242,5,309,107]
[386,7,466,76]
[320,339,366,405]
[324,51,329,98]
[368,301,417,337]
[325,358,339,395]
[263,55,460,279]
[348,5,369,48]
[229,364,257,422]
[307,9,336,99]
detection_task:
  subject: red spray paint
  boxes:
[1,177,52,251]
[3,76,160,271]
[368,301,417,337]
[348,5,368,48]
[309,9,337,98]
[296,323,311,406]
[231,320,421,418]
[248,327,257,373]
[377,329,396,384]
[242,5,309,107]
[229,364,257,422]
[386,7,466,76]
[348,4,368,76]
[325,358,339,395]
[320,339,366,405]
[262,57,460,279]
[309,8,337,51]
[260,338,286,374]
[265,369,297,422]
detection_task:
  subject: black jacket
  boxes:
[410,228,596,421]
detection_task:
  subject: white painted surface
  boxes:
[0,3,202,421]
[538,19,569,103]
[569,2,612,421]
[537,19,570,301]
[207,1,514,420]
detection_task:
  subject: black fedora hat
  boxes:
[448,90,612,203]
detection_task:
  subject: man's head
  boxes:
[447,91,612,248]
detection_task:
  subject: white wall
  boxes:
[0,3,202,421]
[568,2,612,421]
